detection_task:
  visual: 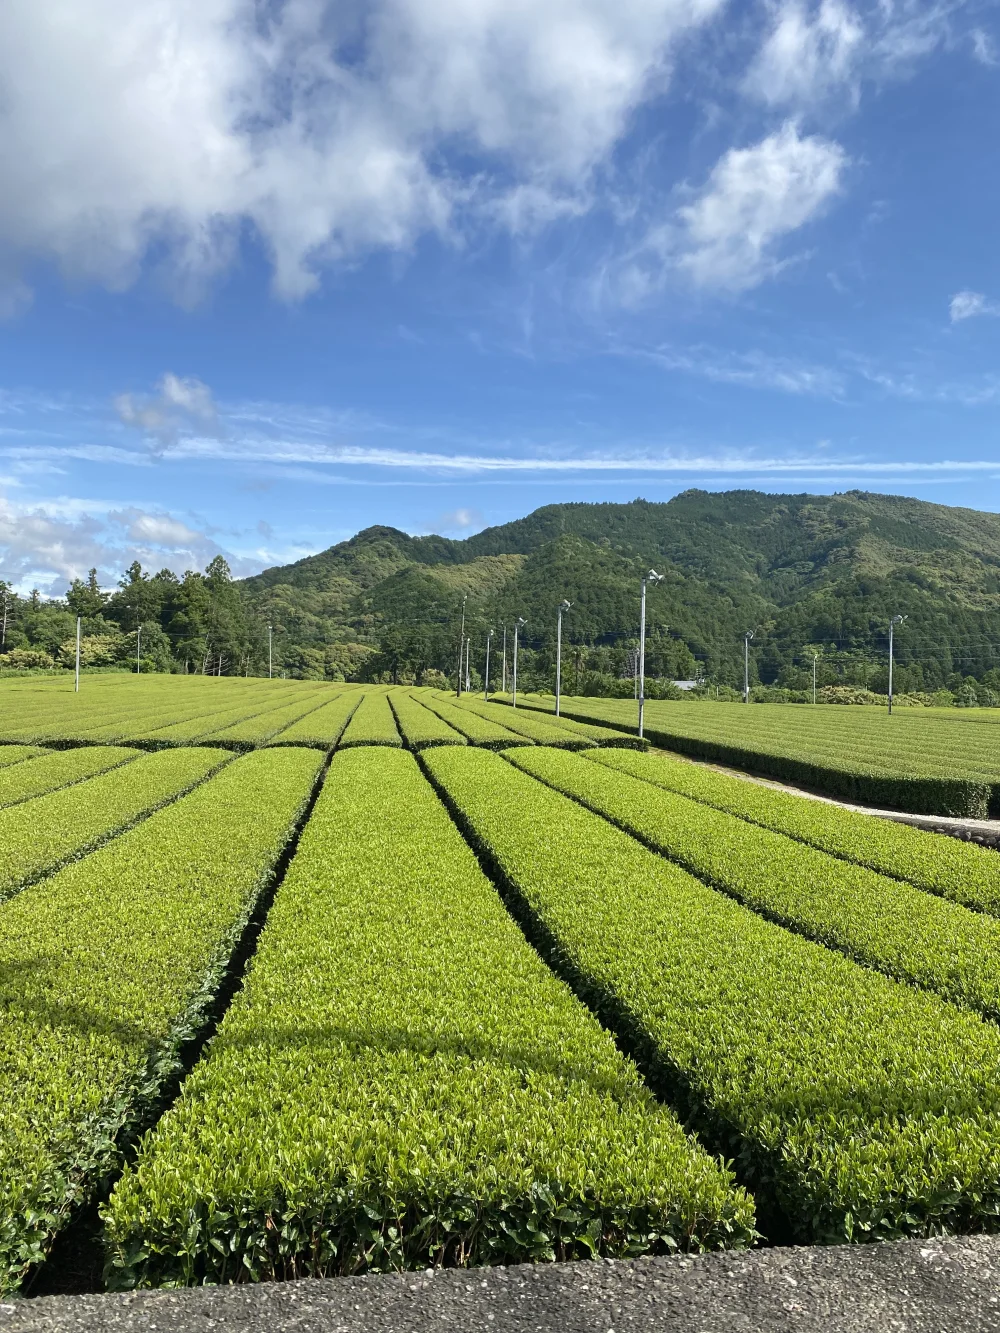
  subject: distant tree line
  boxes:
[0,558,270,676]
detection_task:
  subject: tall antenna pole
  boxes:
[639,571,663,739]
[888,615,906,715]
[743,630,754,704]
[456,595,467,697]
[556,601,571,717]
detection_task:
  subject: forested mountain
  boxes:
[238,490,1000,695]
[7,489,1000,695]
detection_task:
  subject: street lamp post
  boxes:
[268,624,273,679]
[501,623,507,693]
[813,653,818,706]
[888,614,906,715]
[484,630,492,700]
[512,617,527,708]
[465,636,471,692]
[556,600,571,717]
[743,630,754,704]
[74,616,81,693]
[638,570,664,740]
[456,595,467,697]
[137,625,142,674]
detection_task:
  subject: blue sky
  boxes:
[2,0,1000,593]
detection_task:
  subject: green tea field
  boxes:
[4,675,1000,1296]
[513,693,1000,818]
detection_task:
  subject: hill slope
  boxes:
[240,491,1000,691]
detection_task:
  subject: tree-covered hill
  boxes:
[238,490,1000,694]
[7,489,1000,694]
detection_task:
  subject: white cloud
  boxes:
[743,0,957,110]
[0,0,723,305]
[115,373,219,445]
[744,0,865,106]
[433,507,485,532]
[949,290,1000,322]
[621,122,847,296]
[0,493,250,593]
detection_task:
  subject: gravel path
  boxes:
[3,1237,1000,1332]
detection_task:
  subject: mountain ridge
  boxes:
[239,490,1000,691]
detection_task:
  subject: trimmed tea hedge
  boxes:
[0,748,231,900]
[202,690,333,750]
[103,747,753,1288]
[0,745,138,809]
[455,699,594,750]
[423,746,1000,1245]
[0,746,49,769]
[0,747,323,1293]
[523,698,1000,818]
[338,691,402,749]
[587,748,1000,917]
[267,693,360,749]
[507,746,1000,1021]
[488,699,648,749]
[389,692,467,750]
[422,694,532,749]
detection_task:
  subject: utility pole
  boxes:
[743,630,754,704]
[501,623,507,694]
[512,618,527,708]
[888,615,906,715]
[638,570,664,739]
[74,616,81,693]
[556,600,571,717]
[268,624,273,679]
[484,629,492,700]
[456,595,467,697]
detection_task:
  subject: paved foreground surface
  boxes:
[3,1236,999,1333]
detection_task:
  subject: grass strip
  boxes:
[421,694,532,749]
[389,692,467,750]
[587,748,1000,917]
[0,748,323,1293]
[507,747,1000,1022]
[422,746,1000,1245]
[103,747,753,1288]
[0,748,232,901]
[337,691,402,748]
[0,745,139,810]
[267,693,360,748]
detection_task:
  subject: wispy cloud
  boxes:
[949,290,1000,322]
[116,372,220,448]
[618,342,845,396]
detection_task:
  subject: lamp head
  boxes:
[516,617,527,628]
[559,599,572,612]
[647,569,664,584]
